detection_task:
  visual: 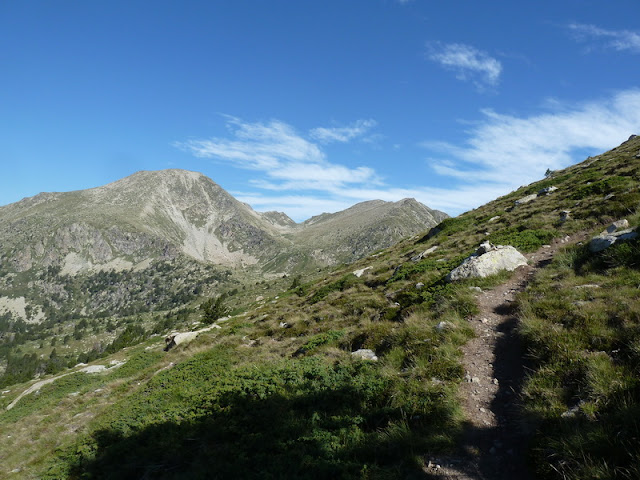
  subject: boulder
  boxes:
[606,219,629,233]
[514,193,537,206]
[559,210,571,222]
[589,230,637,253]
[351,349,378,361]
[353,266,372,278]
[588,220,637,253]
[410,245,438,262]
[538,186,558,195]
[446,242,527,282]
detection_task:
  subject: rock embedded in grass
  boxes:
[446,242,528,282]
[588,220,637,253]
[351,349,378,361]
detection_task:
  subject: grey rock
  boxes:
[446,244,528,282]
[559,210,571,222]
[589,223,637,253]
[538,186,558,195]
[435,321,453,331]
[410,245,438,262]
[515,193,537,206]
[606,219,629,233]
[351,349,378,361]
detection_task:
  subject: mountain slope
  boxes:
[293,198,448,264]
[0,170,445,323]
[1,135,638,479]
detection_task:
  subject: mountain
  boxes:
[2,136,639,479]
[0,170,446,322]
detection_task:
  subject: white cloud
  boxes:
[177,91,640,221]
[175,117,381,203]
[568,23,640,53]
[310,119,377,143]
[427,42,502,88]
[174,117,324,170]
[422,88,640,195]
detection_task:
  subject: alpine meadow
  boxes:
[2,2,640,479]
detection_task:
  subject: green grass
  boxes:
[2,136,640,478]
[43,346,463,479]
[518,233,640,480]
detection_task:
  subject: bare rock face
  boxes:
[446,242,527,282]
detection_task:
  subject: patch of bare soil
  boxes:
[425,234,587,479]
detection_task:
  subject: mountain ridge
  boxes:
[0,169,446,322]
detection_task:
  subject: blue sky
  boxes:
[1,1,639,221]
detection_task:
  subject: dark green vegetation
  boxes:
[0,136,639,478]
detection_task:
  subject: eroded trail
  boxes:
[427,235,584,479]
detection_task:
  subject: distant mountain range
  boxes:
[0,169,446,321]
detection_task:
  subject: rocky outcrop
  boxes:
[446,242,528,282]
[588,220,637,253]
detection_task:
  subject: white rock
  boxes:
[488,216,501,223]
[352,266,372,278]
[446,244,528,282]
[351,349,378,361]
[515,193,538,205]
[435,321,454,331]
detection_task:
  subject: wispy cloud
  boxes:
[310,119,377,144]
[174,116,381,199]
[427,42,502,89]
[422,88,640,192]
[176,90,640,221]
[568,23,640,53]
[174,116,324,170]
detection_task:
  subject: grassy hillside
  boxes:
[0,136,639,478]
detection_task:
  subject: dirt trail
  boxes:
[426,234,586,479]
